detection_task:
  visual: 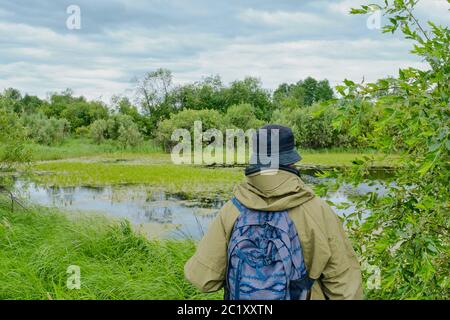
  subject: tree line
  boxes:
[0,74,337,149]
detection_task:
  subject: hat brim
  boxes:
[279,148,302,165]
[249,148,302,166]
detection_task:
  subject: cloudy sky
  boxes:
[0,0,448,101]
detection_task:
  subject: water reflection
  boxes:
[15,177,388,240]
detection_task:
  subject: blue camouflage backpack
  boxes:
[225,197,314,300]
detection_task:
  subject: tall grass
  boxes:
[23,137,163,161]
[0,198,221,300]
[21,137,397,167]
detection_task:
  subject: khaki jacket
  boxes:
[184,169,364,300]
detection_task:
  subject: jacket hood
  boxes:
[233,169,315,211]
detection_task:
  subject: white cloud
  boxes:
[415,0,450,24]
[0,60,128,100]
[0,47,53,59]
[181,38,425,88]
[0,22,100,53]
[0,0,442,101]
[327,0,450,24]
[103,27,223,56]
[327,0,376,15]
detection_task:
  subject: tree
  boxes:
[316,79,334,102]
[21,94,43,114]
[2,88,21,101]
[0,107,31,193]
[0,88,23,114]
[112,95,151,135]
[60,100,108,131]
[273,82,306,108]
[300,77,318,106]
[43,89,79,118]
[134,68,175,136]
[223,77,273,120]
[273,77,334,108]
[172,75,227,112]
[224,103,264,131]
[156,109,222,151]
[332,0,449,299]
[134,68,173,113]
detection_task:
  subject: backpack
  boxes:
[225,197,314,300]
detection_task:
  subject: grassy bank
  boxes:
[0,198,221,299]
[30,148,397,197]
[23,138,163,161]
[33,162,243,198]
[21,138,397,167]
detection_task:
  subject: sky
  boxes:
[0,0,448,102]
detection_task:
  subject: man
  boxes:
[184,125,363,300]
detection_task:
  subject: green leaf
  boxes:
[417,160,434,176]
[335,85,347,96]
[426,244,438,254]
[350,8,368,14]
[343,79,356,87]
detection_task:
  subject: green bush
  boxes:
[156,109,222,151]
[117,124,143,148]
[106,114,136,140]
[271,103,364,149]
[89,115,143,148]
[0,108,30,186]
[89,119,108,144]
[223,77,273,120]
[60,100,109,131]
[336,0,449,299]
[75,126,90,137]
[0,107,23,142]
[224,103,264,131]
[21,113,69,146]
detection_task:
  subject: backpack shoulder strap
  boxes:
[231,197,246,213]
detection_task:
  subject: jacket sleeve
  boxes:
[318,203,364,300]
[184,202,236,292]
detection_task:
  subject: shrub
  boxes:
[75,126,90,137]
[90,115,143,148]
[21,113,69,145]
[60,100,109,131]
[271,103,362,149]
[223,103,264,131]
[0,108,30,186]
[156,109,222,151]
[106,114,136,140]
[89,119,108,144]
[117,124,143,148]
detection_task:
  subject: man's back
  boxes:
[184,169,363,299]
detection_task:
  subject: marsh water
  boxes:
[15,174,389,240]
